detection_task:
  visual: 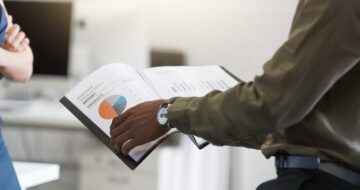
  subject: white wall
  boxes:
[146,0,298,189]
[147,0,297,80]
[71,0,149,79]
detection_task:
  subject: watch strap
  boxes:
[158,97,178,128]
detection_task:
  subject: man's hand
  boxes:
[110,99,170,155]
[2,16,30,52]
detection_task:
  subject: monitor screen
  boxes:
[5,1,72,76]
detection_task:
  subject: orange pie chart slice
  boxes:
[98,95,127,120]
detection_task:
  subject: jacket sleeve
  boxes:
[168,0,360,147]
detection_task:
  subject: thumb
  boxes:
[121,138,141,155]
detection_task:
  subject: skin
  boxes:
[110,99,170,155]
[0,15,33,82]
[3,16,30,52]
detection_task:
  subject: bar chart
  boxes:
[170,79,231,93]
[143,65,239,99]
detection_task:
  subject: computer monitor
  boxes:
[0,0,73,103]
[4,0,72,76]
[1,0,149,103]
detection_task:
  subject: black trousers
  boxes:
[256,169,359,190]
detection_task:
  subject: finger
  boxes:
[110,119,134,139]
[113,131,132,153]
[110,110,131,129]
[18,38,30,52]
[11,32,26,50]
[122,138,141,155]
[110,112,153,138]
[7,24,21,42]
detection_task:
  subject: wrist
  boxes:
[0,48,7,67]
[157,97,178,129]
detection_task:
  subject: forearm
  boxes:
[168,0,360,147]
[168,86,271,148]
[0,46,33,82]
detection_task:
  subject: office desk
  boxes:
[0,100,93,189]
[13,162,60,190]
[1,100,158,190]
[0,100,83,129]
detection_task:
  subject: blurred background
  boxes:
[0,0,298,189]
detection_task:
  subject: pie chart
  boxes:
[98,95,127,120]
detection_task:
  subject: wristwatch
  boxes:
[157,97,177,128]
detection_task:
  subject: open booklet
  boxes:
[60,63,239,170]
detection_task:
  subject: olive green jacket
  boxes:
[168,0,360,172]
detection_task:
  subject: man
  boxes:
[110,0,360,189]
[0,1,33,189]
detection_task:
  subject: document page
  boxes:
[142,65,239,99]
[65,63,161,161]
[142,65,239,145]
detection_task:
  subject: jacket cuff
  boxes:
[167,97,196,134]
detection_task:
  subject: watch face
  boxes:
[157,107,168,126]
